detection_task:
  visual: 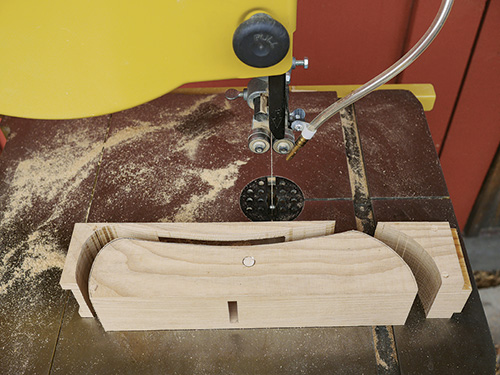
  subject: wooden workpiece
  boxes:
[375,222,471,318]
[61,221,336,317]
[61,221,471,331]
[89,231,418,331]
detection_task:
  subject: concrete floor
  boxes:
[464,234,500,346]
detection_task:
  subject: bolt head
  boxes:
[253,140,266,153]
[303,57,309,69]
[278,144,290,154]
[291,120,305,132]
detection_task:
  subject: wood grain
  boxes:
[60,221,336,317]
[60,221,471,329]
[375,223,442,316]
[376,222,471,318]
[89,231,418,331]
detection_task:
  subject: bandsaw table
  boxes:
[0,90,495,374]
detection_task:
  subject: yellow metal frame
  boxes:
[0,0,296,119]
[291,84,437,111]
[174,84,437,111]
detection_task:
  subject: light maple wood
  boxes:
[374,224,442,316]
[60,221,472,329]
[88,231,418,331]
[375,222,472,318]
[60,222,336,317]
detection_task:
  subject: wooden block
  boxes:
[374,224,442,316]
[375,222,472,318]
[88,231,418,331]
[61,221,471,329]
[60,221,336,317]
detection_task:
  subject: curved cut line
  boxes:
[375,224,442,316]
[76,226,118,316]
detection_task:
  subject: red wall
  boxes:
[439,0,500,229]
[292,0,413,85]
[396,0,487,152]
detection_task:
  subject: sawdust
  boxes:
[0,136,92,293]
[0,231,66,294]
[21,231,66,277]
[171,97,236,161]
[106,120,173,149]
[170,160,247,222]
[100,95,219,153]
[0,118,181,295]
[175,136,206,160]
[0,95,244,295]
[173,95,216,117]
[0,124,102,295]
[0,95,250,374]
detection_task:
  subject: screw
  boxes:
[294,57,309,69]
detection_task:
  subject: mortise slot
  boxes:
[228,301,238,323]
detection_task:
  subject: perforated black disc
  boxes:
[240,176,304,221]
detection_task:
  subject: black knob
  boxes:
[233,13,290,68]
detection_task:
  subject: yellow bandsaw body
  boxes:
[0,1,296,119]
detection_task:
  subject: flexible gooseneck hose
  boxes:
[286,0,454,161]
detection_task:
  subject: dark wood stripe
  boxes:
[159,236,286,247]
